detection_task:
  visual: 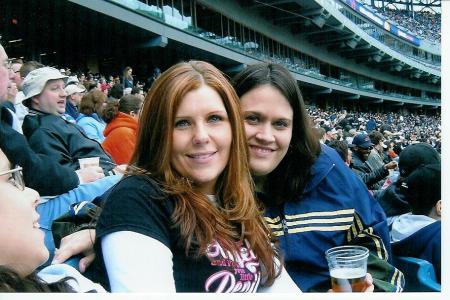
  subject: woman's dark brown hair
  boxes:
[129,60,280,286]
[0,266,74,292]
[232,63,321,205]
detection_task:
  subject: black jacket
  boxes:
[375,183,410,217]
[0,105,79,196]
[22,109,115,175]
[351,152,389,190]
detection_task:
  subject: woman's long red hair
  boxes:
[129,61,280,286]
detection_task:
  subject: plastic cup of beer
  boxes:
[78,157,100,169]
[325,245,369,292]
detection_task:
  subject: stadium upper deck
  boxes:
[1,0,440,109]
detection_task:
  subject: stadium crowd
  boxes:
[0,40,441,293]
[373,7,441,43]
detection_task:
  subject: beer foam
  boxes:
[330,268,366,279]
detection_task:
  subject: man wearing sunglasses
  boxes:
[350,133,397,194]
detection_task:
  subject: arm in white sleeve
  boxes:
[258,257,302,293]
[101,231,176,292]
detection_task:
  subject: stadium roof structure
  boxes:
[238,0,440,80]
[360,0,441,14]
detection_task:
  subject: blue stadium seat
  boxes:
[393,256,441,292]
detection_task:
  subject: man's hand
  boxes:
[52,229,96,273]
[384,161,397,170]
[76,166,105,184]
[113,164,128,174]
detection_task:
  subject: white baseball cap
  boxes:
[65,84,86,96]
[66,75,80,85]
[22,67,68,107]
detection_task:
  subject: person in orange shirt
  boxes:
[102,95,143,164]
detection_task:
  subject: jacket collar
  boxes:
[28,108,61,117]
[303,145,335,194]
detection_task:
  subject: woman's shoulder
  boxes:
[37,264,106,293]
[113,174,164,196]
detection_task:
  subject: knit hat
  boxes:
[398,143,440,177]
[22,67,68,107]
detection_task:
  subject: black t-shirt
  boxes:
[91,175,262,292]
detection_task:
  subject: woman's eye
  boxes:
[245,115,259,124]
[208,115,223,123]
[174,119,190,128]
[274,120,289,129]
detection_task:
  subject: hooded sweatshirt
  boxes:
[102,112,138,164]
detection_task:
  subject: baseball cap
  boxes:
[350,133,374,148]
[66,75,80,85]
[402,163,441,214]
[22,67,68,107]
[65,84,86,96]
[398,143,440,177]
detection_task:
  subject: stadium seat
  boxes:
[393,256,441,292]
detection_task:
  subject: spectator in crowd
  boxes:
[108,84,123,101]
[376,143,440,221]
[88,61,299,293]
[77,73,86,86]
[20,67,115,175]
[322,125,338,145]
[5,81,18,106]
[14,61,46,126]
[76,89,107,143]
[390,163,441,283]
[121,66,133,89]
[233,63,395,292]
[66,75,79,86]
[64,84,86,122]
[102,95,142,164]
[328,140,352,166]
[350,133,397,193]
[9,59,23,87]
[98,77,110,95]
[366,130,389,188]
[144,67,161,92]
[0,148,105,292]
[131,86,144,101]
[6,59,28,126]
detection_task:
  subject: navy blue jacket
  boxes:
[263,145,403,292]
[22,109,115,174]
[392,221,441,283]
[0,105,79,196]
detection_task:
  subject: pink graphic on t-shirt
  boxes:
[204,239,261,292]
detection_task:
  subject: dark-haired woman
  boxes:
[233,63,402,292]
[102,95,142,164]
